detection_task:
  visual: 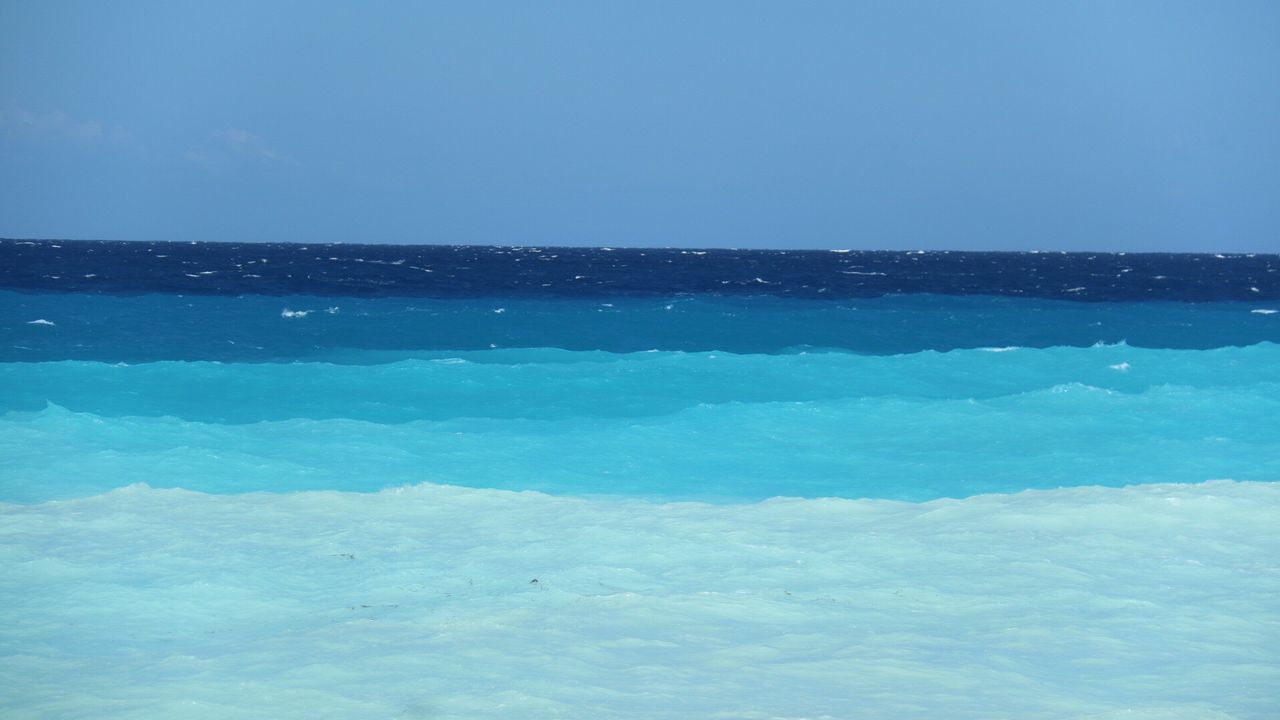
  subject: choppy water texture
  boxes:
[2,239,1278,719]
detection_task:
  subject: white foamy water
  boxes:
[3,481,1277,719]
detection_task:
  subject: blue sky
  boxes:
[1,1,1277,251]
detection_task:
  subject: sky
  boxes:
[1,1,1277,251]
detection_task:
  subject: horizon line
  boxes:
[2,237,1274,258]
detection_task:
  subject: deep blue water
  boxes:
[3,239,1277,301]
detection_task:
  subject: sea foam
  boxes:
[2,481,1276,719]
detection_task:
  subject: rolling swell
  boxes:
[4,345,1277,502]
[2,343,1278,423]
[4,291,1279,362]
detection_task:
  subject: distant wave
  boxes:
[5,290,1279,363]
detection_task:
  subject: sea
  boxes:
[2,239,1278,719]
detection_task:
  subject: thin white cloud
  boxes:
[186,128,296,168]
[0,107,127,144]
[212,128,256,147]
[182,149,216,167]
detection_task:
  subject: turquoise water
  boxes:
[3,343,1278,503]
[5,291,1279,362]
[4,289,1278,504]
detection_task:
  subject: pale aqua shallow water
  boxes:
[4,481,1278,719]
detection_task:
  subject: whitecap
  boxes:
[281,309,310,319]
[25,319,56,326]
[1251,309,1277,315]
[1049,382,1114,394]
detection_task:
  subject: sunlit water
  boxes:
[2,241,1278,719]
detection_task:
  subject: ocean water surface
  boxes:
[2,240,1278,719]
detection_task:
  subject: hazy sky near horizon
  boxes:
[2,1,1277,251]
